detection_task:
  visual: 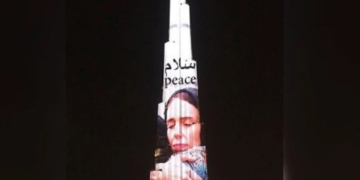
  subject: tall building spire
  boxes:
[168,0,192,60]
[163,0,197,102]
[150,1,208,179]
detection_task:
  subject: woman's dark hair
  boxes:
[164,88,206,146]
[156,116,172,163]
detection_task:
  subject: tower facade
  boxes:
[150,0,208,179]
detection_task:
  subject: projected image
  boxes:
[151,88,208,180]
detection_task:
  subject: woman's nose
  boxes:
[173,124,183,138]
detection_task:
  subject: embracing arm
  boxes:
[150,154,202,180]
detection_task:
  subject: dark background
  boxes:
[1,0,359,180]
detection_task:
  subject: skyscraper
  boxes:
[150,0,208,179]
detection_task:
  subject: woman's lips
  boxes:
[172,144,189,151]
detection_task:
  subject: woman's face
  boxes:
[166,98,201,152]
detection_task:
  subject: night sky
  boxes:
[1,0,359,179]
[67,0,282,179]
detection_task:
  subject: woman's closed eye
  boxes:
[167,120,175,128]
[183,119,197,126]
[167,118,198,128]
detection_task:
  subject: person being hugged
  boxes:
[150,88,207,180]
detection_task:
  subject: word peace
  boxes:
[165,76,197,88]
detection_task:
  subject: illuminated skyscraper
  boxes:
[150,0,208,179]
